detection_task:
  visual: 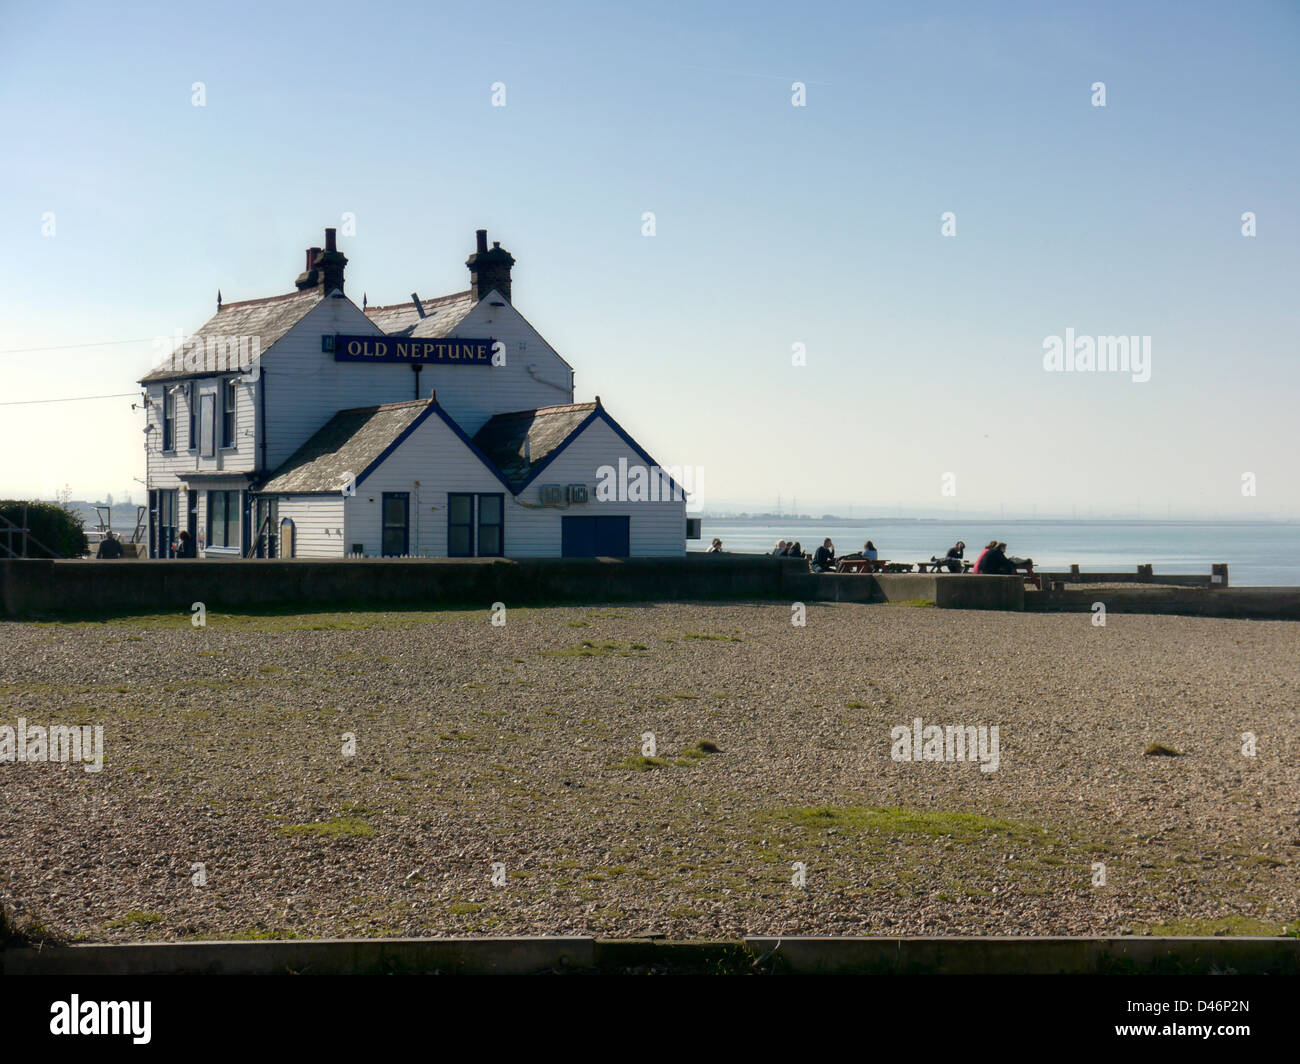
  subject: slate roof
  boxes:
[140,288,322,383]
[471,403,599,491]
[259,399,434,494]
[364,290,477,339]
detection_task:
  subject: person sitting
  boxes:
[707,538,723,553]
[787,541,804,558]
[942,541,965,573]
[978,542,1017,575]
[864,540,878,561]
[96,532,123,560]
[811,538,836,572]
[972,540,998,574]
[772,540,787,556]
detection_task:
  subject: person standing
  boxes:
[177,529,197,558]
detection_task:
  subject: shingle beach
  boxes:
[1,602,1296,941]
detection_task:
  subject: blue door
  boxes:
[562,516,630,557]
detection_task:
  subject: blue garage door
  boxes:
[561,515,630,558]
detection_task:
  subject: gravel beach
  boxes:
[1,601,1297,942]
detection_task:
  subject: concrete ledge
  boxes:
[5,936,1297,975]
[745,935,1300,974]
[1,936,595,975]
[1026,586,1300,621]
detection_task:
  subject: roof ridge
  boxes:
[365,289,473,313]
[486,402,598,421]
[218,288,320,312]
[336,397,436,415]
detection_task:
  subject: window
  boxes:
[448,493,474,557]
[207,490,241,549]
[381,493,409,556]
[221,379,237,448]
[188,382,197,451]
[162,389,176,451]
[199,393,215,457]
[477,494,504,557]
[447,493,504,557]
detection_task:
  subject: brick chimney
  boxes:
[294,246,322,290]
[294,229,347,293]
[465,228,515,303]
[317,227,347,295]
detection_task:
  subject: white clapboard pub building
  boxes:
[139,228,691,559]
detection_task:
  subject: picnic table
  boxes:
[835,558,896,573]
[916,559,975,573]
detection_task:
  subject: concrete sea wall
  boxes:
[2,556,1293,619]
[0,556,1025,618]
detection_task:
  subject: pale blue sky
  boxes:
[2,0,1297,516]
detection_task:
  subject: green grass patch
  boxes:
[448,902,484,915]
[618,755,668,771]
[104,911,164,929]
[885,599,936,608]
[683,632,743,642]
[279,817,374,838]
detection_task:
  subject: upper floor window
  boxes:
[188,382,197,451]
[162,388,176,451]
[221,379,237,448]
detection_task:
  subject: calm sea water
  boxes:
[688,520,1299,586]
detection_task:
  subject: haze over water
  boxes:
[689,519,1300,587]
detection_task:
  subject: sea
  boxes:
[687,519,1300,587]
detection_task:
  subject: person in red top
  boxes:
[972,540,998,574]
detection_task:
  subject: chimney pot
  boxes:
[465,229,515,303]
[325,228,337,252]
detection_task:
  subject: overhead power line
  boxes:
[0,338,155,355]
[0,392,139,407]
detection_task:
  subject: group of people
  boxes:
[926,539,1029,574]
[970,540,1029,575]
[707,534,1029,576]
[773,538,879,573]
[769,539,808,559]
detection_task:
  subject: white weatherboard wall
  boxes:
[341,413,507,557]
[261,292,573,469]
[278,496,345,558]
[144,374,257,490]
[507,417,686,557]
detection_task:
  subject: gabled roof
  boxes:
[140,288,323,383]
[260,399,434,494]
[472,402,690,499]
[364,290,476,339]
[259,397,513,495]
[472,403,600,492]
